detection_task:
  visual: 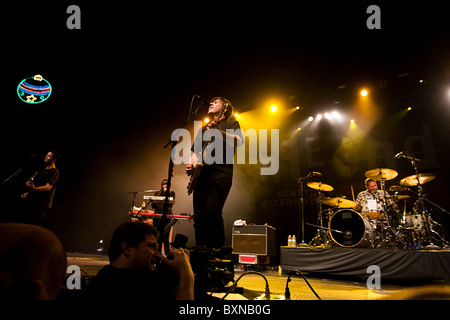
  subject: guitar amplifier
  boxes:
[232,225,276,258]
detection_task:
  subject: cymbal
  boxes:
[322,197,356,208]
[365,168,398,181]
[307,182,334,191]
[400,173,436,186]
[389,185,407,192]
[386,194,411,201]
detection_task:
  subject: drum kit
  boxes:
[303,167,449,250]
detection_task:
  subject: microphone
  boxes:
[394,151,404,159]
[195,95,211,105]
[394,151,421,162]
[298,171,323,182]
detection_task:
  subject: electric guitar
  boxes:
[187,103,228,195]
[22,171,38,199]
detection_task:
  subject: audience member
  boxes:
[0,223,67,300]
[86,221,194,300]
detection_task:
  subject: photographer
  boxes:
[86,221,194,300]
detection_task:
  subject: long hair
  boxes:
[210,96,234,120]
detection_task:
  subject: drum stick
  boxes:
[350,185,355,202]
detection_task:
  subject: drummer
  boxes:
[353,178,396,219]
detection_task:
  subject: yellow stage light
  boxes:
[360,90,368,97]
[270,105,277,113]
[204,117,210,124]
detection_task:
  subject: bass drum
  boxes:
[329,209,374,247]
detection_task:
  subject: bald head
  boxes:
[0,223,67,300]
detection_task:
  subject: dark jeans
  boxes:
[193,171,232,249]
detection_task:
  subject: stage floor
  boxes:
[64,252,449,300]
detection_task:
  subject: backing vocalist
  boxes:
[21,151,60,225]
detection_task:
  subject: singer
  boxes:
[186,97,243,249]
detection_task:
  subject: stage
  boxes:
[280,246,450,284]
[63,251,450,301]
[65,252,410,300]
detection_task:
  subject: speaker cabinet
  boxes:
[232,225,276,256]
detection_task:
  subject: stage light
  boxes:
[324,112,331,120]
[308,116,314,122]
[296,106,300,110]
[297,127,301,131]
[234,112,239,117]
[316,114,323,120]
[204,117,210,124]
[331,111,344,122]
[360,90,368,97]
[350,119,355,124]
[270,105,277,113]
[407,107,412,111]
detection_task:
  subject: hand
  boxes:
[21,192,29,199]
[186,164,195,176]
[206,121,218,130]
[158,248,193,276]
[157,248,195,300]
[26,181,35,191]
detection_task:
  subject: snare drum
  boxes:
[329,209,374,247]
[362,199,384,219]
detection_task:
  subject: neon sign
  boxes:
[17,74,52,104]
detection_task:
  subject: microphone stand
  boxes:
[297,175,308,247]
[158,96,205,254]
[0,156,36,187]
[0,165,27,187]
[297,172,322,247]
[400,152,437,248]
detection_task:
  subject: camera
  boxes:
[171,234,235,300]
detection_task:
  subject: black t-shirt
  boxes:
[30,167,59,208]
[191,119,243,177]
[85,265,178,300]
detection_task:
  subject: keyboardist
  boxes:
[151,179,175,214]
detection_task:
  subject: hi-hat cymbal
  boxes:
[322,197,356,208]
[365,168,398,181]
[307,182,334,191]
[389,185,407,192]
[400,173,436,186]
